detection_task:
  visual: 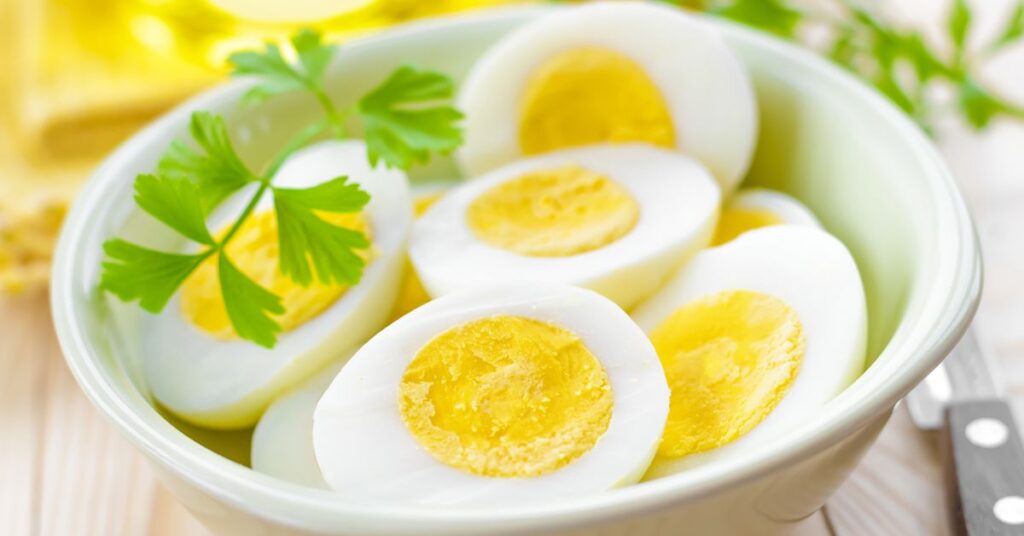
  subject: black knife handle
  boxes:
[945,399,1024,535]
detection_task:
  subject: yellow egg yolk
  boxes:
[390,192,444,322]
[180,209,373,338]
[650,290,804,458]
[413,192,444,218]
[466,164,639,257]
[399,315,613,478]
[712,207,783,246]
[519,47,675,154]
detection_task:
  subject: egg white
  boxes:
[411,143,720,309]
[631,225,867,478]
[312,283,669,506]
[456,1,757,193]
[728,188,821,229]
[142,140,412,429]
[251,358,348,489]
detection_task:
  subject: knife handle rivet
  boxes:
[994,496,1024,525]
[965,418,1009,448]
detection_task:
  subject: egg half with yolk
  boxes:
[388,190,447,322]
[312,283,669,505]
[713,188,821,246]
[141,140,412,429]
[456,1,757,193]
[630,225,867,479]
[410,143,720,309]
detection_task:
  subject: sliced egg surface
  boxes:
[410,144,720,310]
[713,188,821,246]
[630,226,867,479]
[251,359,347,489]
[142,140,413,429]
[312,283,669,506]
[456,1,757,193]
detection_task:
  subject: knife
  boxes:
[906,329,1024,535]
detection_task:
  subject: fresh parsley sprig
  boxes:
[101,112,367,348]
[228,30,464,169]
[229,29,347,136]
[100,30,463,348]
[673,0,1024,132]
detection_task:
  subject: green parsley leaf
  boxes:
[291,28,336,85]
[100,240,209,313]
[133,174,215,246]
[874,69,917,116]
[229,43,308,104]
[957,78,1024,129]
[994,2,1024,49]
[849,6,903,69]
[900,34,949,82]
[950,0,972,54]
[357,65,464,169]
[218,254,284,348]
[228,28,337,105]
[157,112,255,211]
[711,0,803,38]
[959,79,995,128]
[273,184,370,287]
[272,176,370,213]
[828,25,858,65]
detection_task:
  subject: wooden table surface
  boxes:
[3,1,1024,535]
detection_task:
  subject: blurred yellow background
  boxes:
[0,0,523,292]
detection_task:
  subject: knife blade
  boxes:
[906,329,1024,535]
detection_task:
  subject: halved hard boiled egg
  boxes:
[410,144,720,309]
[312,283,669,506]
[388,189,447,323]
[251,359,346,489]
[456,1,757,193]
[713,188,821,246]
[631,225,867,478]
[142,140,413,429]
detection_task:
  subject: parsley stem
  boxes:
[218,180,271,248]
[263,119,330,178]
[311,84,349,138]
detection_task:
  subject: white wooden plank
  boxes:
[31,293,160,536]
[0,293,49,536]
[827,407,951,536]
[149,485,213,536]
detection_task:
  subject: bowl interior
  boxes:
[53,4,977,528]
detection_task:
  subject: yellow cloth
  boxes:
[0,0,216,292]
[11,0,216,159]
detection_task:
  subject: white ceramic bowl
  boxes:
[51,6,981,535]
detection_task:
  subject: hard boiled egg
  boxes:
[312,283,669,506]
[251,358,347,489]
[713,188,821,246]
[143,140,412,429]
[456,1,757,193]
[410,144,720,309]
[631,225,867,479]
[388,189,447,323]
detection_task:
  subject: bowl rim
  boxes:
[51,5,981,534]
